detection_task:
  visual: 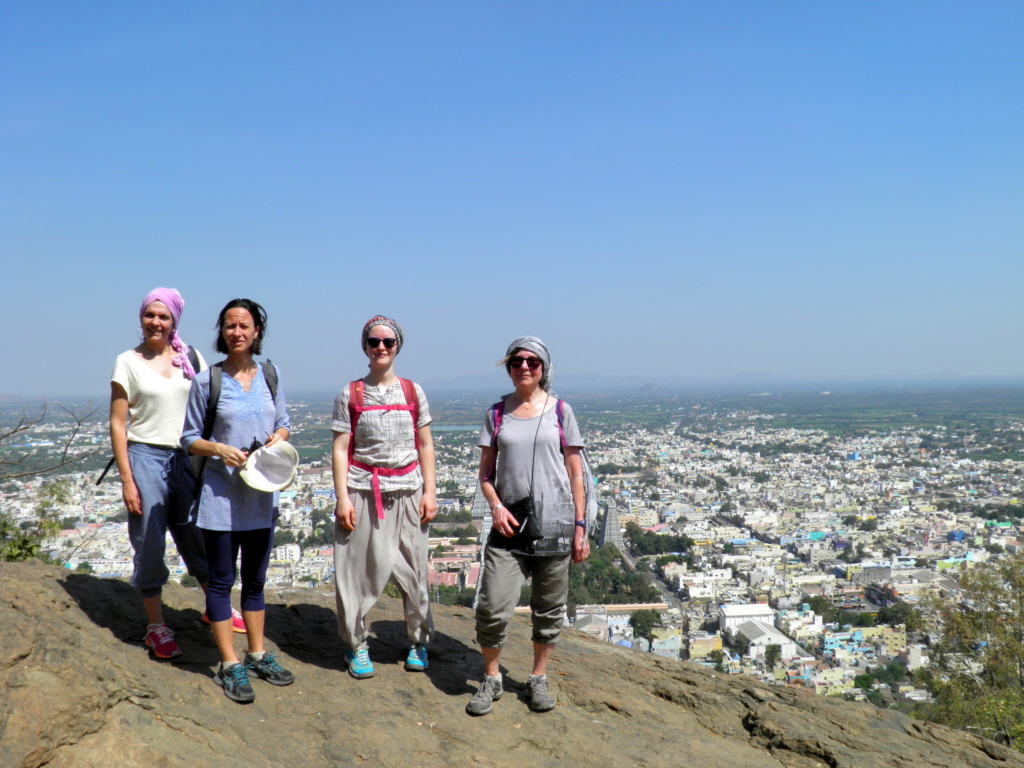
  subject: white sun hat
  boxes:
[239,441,299,492]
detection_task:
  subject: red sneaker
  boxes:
[201,608,248,634]
[145,624,182,659]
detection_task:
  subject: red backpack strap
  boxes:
[555,399,567,448]
[347,380,365,464]
[399,378,420,452]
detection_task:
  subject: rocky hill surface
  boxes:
[1,560,1018,768]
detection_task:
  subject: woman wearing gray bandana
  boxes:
[467,336,589,716]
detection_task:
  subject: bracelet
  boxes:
[492,504,505,514]
[575,520,586,528]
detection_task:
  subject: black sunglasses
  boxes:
[366,337,398,349]
[508,356,542,370]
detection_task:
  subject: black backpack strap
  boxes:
[261,360,278,401]
[186,345,201,374]
[192,363,224,500]
[202,363,224,441]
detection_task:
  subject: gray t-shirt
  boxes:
[478,399,584,556]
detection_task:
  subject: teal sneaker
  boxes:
[244,650,295,686]
[345,642,374,679]
[214,662,255,703]
[404,644,428,672]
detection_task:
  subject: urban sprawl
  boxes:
[6,395,1022,710]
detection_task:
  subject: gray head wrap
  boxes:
[506,336,553,391]
[362,315,404,355]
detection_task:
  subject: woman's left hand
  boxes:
[419,491,438,523]
[264,433,282,449]
[572,525,590,564]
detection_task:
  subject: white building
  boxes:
[719,603,776,637]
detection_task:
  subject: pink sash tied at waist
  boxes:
[349,458,419,519]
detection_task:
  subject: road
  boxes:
[619,548,684,611]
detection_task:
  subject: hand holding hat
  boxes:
[239,440,299,492]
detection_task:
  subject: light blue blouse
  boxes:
[181,363,290,531]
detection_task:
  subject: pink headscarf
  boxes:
[139,288,196,380]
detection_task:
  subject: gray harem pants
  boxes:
[334,488,433,649]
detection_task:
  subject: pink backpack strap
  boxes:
[483,400,506,482]
[491,400,506,444]
[347,380,365,464]
[399,378,420,452]
[555,399,567,448]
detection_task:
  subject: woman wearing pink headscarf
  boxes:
[110,288,238,661]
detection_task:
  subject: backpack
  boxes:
[189,360,279,498]
[96,346,205,485]
[346,377,420,463]
[488,398,599,533]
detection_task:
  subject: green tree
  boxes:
[854,673,874,691]
[706,649,726,673]
[764,644,781,671]
[75,561,93,574]
[629,609,659,643]
[877,601,922,633]
[926,553,1024,748]
[733,632,750,657]
[181,574,200,588]
[274,528,297,548]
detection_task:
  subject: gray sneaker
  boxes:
[527,674,555,712]
[466,675,503,716]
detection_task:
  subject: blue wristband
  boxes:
[575,520,586,528]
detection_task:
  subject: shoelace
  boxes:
[255,652,283,671]
[150,625,175,643]
[226,663,250,683]
[355,645,371,664]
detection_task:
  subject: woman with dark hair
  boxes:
[331,315,437,679]
[466,336,589,716]
[182,298,295,703]
[110,288,220,661]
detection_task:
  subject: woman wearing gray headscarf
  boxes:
[467,336,589,716]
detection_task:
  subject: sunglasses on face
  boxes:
[366,337,398,349]
[508,356,542,370]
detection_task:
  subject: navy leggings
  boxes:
[201,526,275,622]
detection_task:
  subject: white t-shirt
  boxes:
[111,349,207,448]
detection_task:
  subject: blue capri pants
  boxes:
[127,442,209,599]
[201,525,275,622]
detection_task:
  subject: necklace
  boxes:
[517,393,544,411]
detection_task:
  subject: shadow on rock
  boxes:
[263,602,348,673]
[59,573,221,676]
[370,619,478,697]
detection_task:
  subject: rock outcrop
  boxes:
[0,560,1018,768]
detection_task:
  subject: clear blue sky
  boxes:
[3,2,1022,398]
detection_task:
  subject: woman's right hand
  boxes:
[491,504,520,538]
[335,497,356,531]
[122,479,142,516]
[215,443,249,467]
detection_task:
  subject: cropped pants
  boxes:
[127,442,208,599]
[201,525,275,622]
[475,547,570,648]
[334,488,433,648]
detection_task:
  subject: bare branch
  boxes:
[0,402,102,481]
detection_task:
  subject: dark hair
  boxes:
[215,298,268,355]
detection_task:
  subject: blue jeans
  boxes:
[201,526,275,622]
[127,442,209,599]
